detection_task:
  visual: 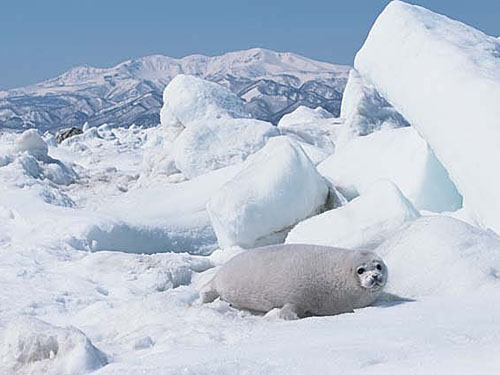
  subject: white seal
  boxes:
[200,244,387,319]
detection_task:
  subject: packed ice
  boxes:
[207,137,329,249]
[173,118,278,178]
[355,0,500,233]
[318,127,463,212]
[286,180,420,249]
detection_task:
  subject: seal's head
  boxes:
[354,252,387,291]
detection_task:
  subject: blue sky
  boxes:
[1,0,498,89]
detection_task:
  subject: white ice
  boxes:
[173,118,278,178]
[160,74,250,131]
[354,0,500,233]
[286,180,420,249]
[277,105,340,153]
[207,137,328,248]
[318,127,463,212]
[337,68,409,145]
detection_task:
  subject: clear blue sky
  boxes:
[1,0,498,90]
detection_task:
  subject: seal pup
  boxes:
[200,244,387,319]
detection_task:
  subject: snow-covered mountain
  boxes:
[0,48,350,132]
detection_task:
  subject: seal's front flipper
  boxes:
[198,278,219,304]
[277,303,305,320]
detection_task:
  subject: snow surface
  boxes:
[1,115,500,375]
[2,317,107,375]
[376,215,500,297]
[355,0,500,233]
[173,118,279,178]
[207,137,329,249]
[318,127,463,212]
[286,180,420,250]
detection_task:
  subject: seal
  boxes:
[200,244,387,319]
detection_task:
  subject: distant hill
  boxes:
[0,48,350,132]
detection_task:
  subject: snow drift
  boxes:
[318,127,462,212]
[355,0,500,232]
[1,317,107,375]
[286,180,420,249]
[207,137,329,249]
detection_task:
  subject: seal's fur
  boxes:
[200,244,387,319]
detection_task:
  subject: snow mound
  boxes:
[173,118,279,179]
[1,317,107,375]
[277,106,339,153]
[278,106,333,127]
[355,0,500,233]
[207,137,329,249]
[0,132,78,207]
[286,180,420,249]
[15,130,49,160]
[139,128,180,181]
[160,74,251,130]
[318,127,462,212]
[376,215,500,297]
[337,69,409,145]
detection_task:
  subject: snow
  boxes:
[160,74,250,130]
[318,127,463,212]
[354,0,500,233]
[15,129,49,160]
[1,113,500,375]
[376,215,500,297]
[286,180,420,249]
[1,317,108,375]
[278,105,334,127]
[207,137,329,248]
[337,69,409,145]
[173,118,279,178]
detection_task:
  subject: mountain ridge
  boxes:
[0,48,350,131]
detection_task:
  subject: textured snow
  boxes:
[207,137,329,248]
[337,69,409,145]
[173,118,279,178]
[15,130,49,160]
[160,74,250,130]
[355,0,500,233]
[376,215,500,297]
[278,105,334,127]
[286,180,420,249]
[1,317,107,375]
[1,112,500,375]
[318,127,463,212]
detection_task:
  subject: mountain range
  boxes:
[0,48,350,132]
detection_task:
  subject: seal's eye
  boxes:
[376,264,382,271]
[357,268,365,275]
